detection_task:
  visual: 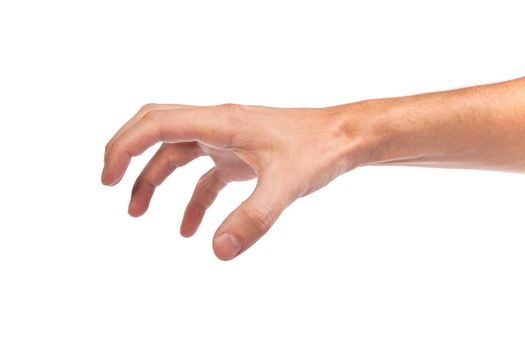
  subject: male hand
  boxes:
[102,103,371,260]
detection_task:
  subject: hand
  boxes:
[102,79,525,260]
[102,103,374,260]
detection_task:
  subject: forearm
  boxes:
[337,77,525,173]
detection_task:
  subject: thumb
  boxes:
[213,175,294,261]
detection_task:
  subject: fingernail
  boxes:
[214,233,242,260]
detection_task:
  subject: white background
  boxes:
[1,1,524,349]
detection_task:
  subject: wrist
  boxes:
[326,98,419,171]
[331,89,491,170]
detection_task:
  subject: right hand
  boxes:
[102,103,376,260]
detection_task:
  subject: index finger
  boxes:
[101,103,242,186]
[104,103,194,161]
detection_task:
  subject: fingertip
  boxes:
[180,213,200,237]
[103,152,131,186]
[180,229,195,238]
[101,166,112,186]
[213,233,242,261]
[179,216,193,237]
[180,206,205,237]
[128,189,149,218]
[101,166,121,186]
[180,222,196,237]
[128,200,146,217]
[128,179,154,216]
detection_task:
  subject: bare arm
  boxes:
[102,77,525,261]
[352,77,525,172]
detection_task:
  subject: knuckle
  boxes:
[136,174,156,188]
[165,153,180,171]
[197,174,213,192]
[140,110,163,140]
[217,104,245,146]
[105,139,122,160]
[197,172,208,185]
[219,103,243,121]
[219,103,241,112]
[241,206,272,234]
[139,103,158,114]
[142,109,158,122]
[110,142,127,157]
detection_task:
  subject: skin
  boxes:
[102,77,525,261]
